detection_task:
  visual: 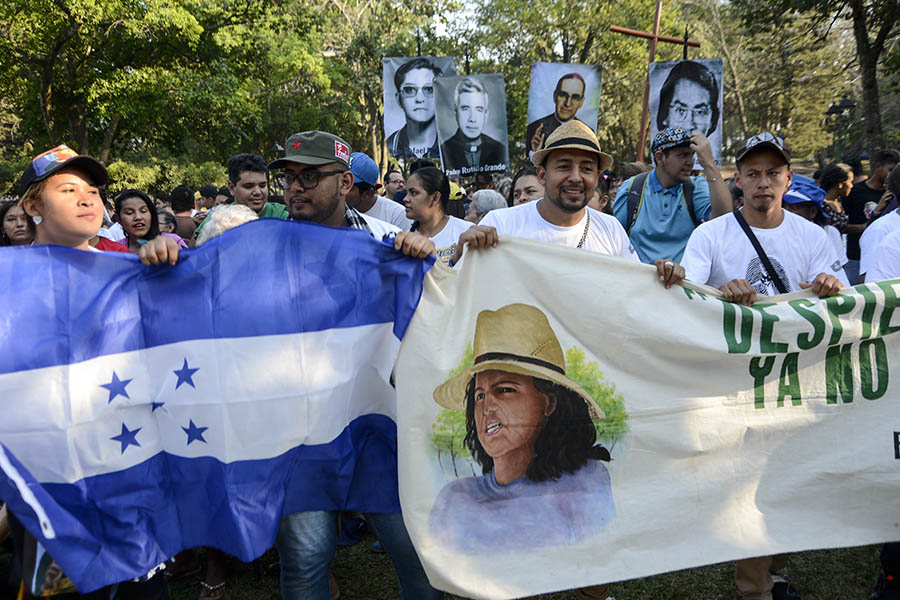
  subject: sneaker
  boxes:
[771,576,801,600]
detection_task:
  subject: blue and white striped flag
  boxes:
[0,219,431,592]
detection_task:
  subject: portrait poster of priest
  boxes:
[382,56,458,160]
[525,62,603,158]
[648,58,724,166]
[434,73,510,177]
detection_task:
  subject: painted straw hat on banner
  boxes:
[530,120,613,173]
[433,303,604,420]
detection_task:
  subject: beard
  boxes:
[548,185,590,213]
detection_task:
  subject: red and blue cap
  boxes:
[18,145,108,197]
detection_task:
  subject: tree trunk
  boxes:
[848,0,886,158]
[99,114,121,164]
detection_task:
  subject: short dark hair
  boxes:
[115,189,161,241]
[171,184,194,212]
[463,375,610,483]
[227,154,267,185]
[875,149,900,166]
[818,162,854,193]
[886,164,900,198]
[508,166,538,206]
[656,61,719,136]
[843,157,864,178]
[407,158,435,175]
[199,184,218,199]
[386,169,403,181]
[217,186,233,203]
[393,57,442,92]
[553,73,585,97]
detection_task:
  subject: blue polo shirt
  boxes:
[613,169,711,264]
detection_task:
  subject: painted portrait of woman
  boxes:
[429,303,616,553]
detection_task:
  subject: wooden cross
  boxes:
[610,0,700,161]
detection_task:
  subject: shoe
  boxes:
[771,576,801,600]
[872,570,900,600]
[370,540,385,553]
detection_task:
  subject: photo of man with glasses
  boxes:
[524,64,603,159]
[383,57,457,160]
[649,59,724,166]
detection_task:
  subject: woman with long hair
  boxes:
[403,166,471,264]
[114,189,187,253]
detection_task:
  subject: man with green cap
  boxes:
[137,131,438,600]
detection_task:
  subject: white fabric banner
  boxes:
[396,237,900,599]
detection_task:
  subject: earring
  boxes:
[32,216,42,225]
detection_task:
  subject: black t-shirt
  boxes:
[843,181,883,259]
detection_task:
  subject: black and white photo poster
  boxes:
[434,74,509,177]
[649,59,724,165]
[383,56,458,160]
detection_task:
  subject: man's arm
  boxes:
[691,133,730,219]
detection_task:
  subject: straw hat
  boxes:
[531,120,613,172]
[433,304,603,420]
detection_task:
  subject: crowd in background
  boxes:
[1,121,899,600]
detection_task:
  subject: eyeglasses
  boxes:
[670,102,712,122]
[274,170,345,190]
[556,91,583,103]
[399,85,434,98]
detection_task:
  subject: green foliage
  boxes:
[106,154,226,196]
[564,347,629,443]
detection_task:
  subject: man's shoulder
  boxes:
[479,202,531,231]
[360,212,400,237]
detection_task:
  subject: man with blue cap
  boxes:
[345,152,411,231]
[613,127,731,264]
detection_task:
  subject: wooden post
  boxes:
[610,4,700,161]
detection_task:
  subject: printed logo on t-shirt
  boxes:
[746,256,791,295]
[831,260,842,272]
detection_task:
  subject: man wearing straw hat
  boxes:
[448,120,682,599]
[429,303,614,556]
[450,119,685,288]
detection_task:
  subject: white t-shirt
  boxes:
[429,215,472,264]
[364,196,411,231]
[824,225,847,267]
[859,209,900,276]
[865,228,900,282]
[359,212,400,239]
[682,209,848,295]
[479,199,640,262]
[479,200,639,260]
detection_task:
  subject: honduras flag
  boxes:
[0,219,431,592]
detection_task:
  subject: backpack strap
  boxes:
[734,210,789,294]
[625,171,650,234]
[682,178,699,227]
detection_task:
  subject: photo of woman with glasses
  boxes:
[382,57,457,160]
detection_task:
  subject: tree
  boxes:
[733,0,900,157]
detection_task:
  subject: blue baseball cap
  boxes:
[651,127,692,154]
[349,152,380,188]
[784,175,827,219]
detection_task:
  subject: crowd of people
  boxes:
[0,116,898,600]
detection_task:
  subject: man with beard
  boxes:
[613,126,731,264]
[440,77,506,174]
[447,119,684,600]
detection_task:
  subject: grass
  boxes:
[2,535,883,599]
